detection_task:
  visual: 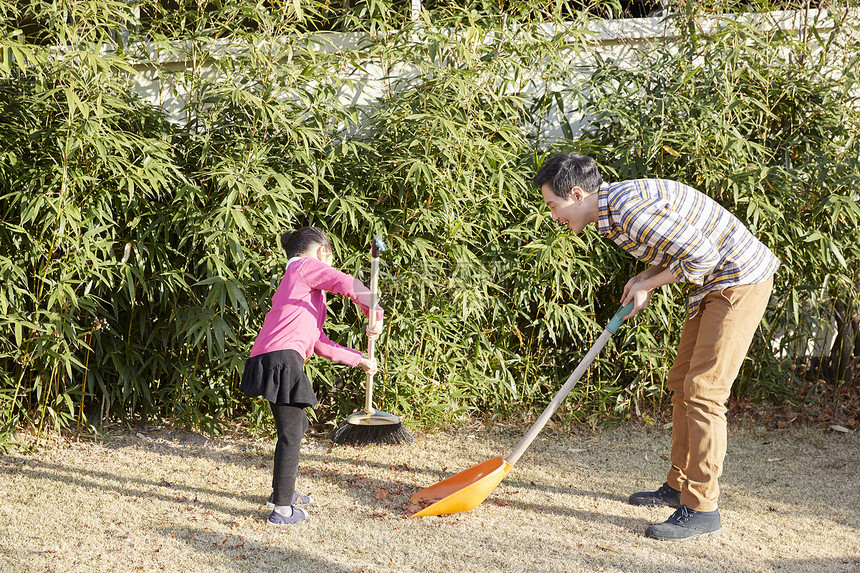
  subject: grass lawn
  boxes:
[1,422,858,572]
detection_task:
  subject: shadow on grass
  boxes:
[768,557,860,573]
[86,427,634,513]
[297,450,647,531]
[0,455,257,518]
[160,526,346,572]
[301,448,631,500]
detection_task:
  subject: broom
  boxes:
[331,236,414,445]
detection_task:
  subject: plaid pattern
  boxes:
[597,179,779,318]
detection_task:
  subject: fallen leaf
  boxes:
[375,488,390,500]
[829,424,852,433]
[403,498,433,515]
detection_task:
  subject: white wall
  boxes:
[127,7,848,138]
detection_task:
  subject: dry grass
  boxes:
[0,422,858,573]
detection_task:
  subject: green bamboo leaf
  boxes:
[828,241,847,269]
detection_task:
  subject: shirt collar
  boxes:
[596,183,613,236]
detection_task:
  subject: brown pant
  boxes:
[666,277,773,512]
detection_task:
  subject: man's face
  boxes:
[541,182,591,234]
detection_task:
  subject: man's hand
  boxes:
[621,266,678,319]
[621,272,645,304]
[621,279,654,319]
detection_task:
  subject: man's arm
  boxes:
[621,265,679,319]
[614,191,720,287]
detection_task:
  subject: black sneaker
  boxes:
[646,505,721,541]
[629,482,681,508]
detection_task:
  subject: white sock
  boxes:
[274,505,293,517]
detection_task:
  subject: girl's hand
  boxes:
[366,317,384,341]
[359,355,378,375]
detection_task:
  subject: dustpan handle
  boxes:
[506,302,633,466]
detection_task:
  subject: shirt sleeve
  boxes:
[314,333,363,366]
[617,195,720,285]
[298,258,384,321]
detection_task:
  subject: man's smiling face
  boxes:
[541,182,593,234]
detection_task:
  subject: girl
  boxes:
[241,227,383,525]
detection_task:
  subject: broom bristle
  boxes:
[331,421,414,446]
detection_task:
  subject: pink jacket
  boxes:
[249,257,383,365]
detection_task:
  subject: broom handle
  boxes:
[506,302,633,466]
[364,246,380,414]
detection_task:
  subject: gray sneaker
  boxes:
[267,506,308,526]
[629,482,681,508]
[646,505,721,541]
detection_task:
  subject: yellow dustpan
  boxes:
[409,302,633,518]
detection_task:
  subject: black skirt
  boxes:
[240,349,317,407]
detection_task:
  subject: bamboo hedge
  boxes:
[1,0,858,445]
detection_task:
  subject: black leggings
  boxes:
[270,403,309,507]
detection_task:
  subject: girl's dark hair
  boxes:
[532,153,603,199]
[280,227,332,258]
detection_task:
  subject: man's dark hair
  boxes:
[280,226,332,258]
[532,153,603,199]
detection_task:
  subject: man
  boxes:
[533,153,778,541]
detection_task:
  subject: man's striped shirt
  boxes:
[596,179,779,318]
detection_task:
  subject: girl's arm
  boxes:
[314,332,363,367]
[351,277,385,325]
[299,258,384,322]
[314,333,378,374]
